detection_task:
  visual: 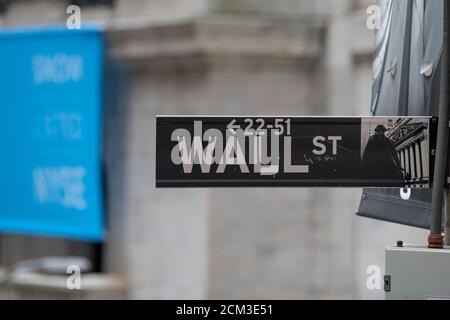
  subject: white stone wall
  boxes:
[114,0,207,20]
[2,0,66,26]
[210,0,329,16]
[0,0,431,300]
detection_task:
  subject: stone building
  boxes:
[0,0,428,299]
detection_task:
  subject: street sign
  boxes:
[156,116,436,188]
[0,26,104,241]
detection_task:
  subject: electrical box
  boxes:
[385,245,450,300]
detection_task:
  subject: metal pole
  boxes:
[446,191,450,246]
[429,0,450,249]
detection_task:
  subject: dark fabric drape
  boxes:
[357,0,444,229]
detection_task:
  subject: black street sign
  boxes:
[156,116,436,188]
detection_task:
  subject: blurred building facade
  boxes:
[0,0,428,299]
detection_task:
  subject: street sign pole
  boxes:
[442,1,450,246]
[446,193,450,246]
[429,1,450,249]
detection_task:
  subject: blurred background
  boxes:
[0,0,430,299]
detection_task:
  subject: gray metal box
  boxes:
[385,246,450,300]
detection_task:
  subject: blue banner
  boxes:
[0,26,104,241]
